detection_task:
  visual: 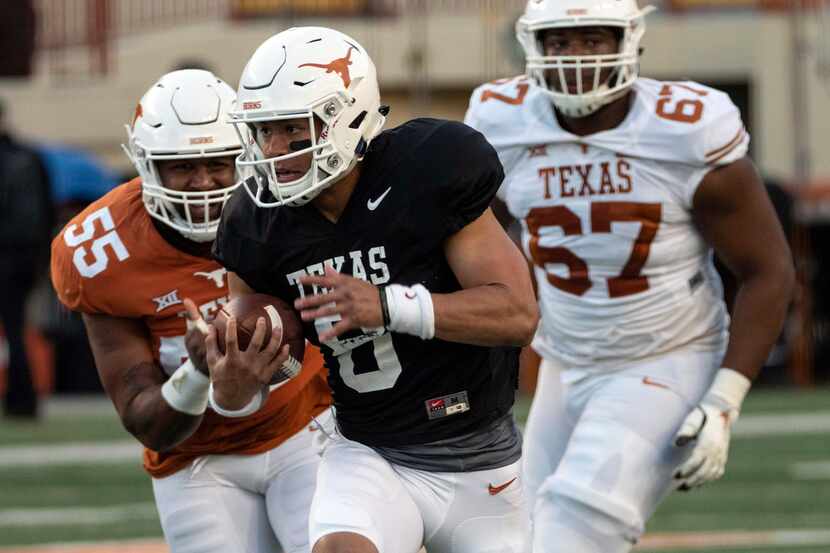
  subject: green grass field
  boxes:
[1,388,828,551]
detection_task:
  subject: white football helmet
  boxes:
[123,69,243,242]
[230,26,386,207]
[517,0,655,117]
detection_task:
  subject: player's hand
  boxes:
[673,368,750,491]
[204,315,288,410]
[295,266,383,342]
[673,402,736,490]
[182,298,210,375]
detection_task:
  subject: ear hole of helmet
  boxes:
[349,110,368,129]
[355,137,368,157]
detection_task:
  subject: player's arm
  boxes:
[694,156,795,380]
[228,271,255,298]
[295,209,538,347]
[490,196,514,230]
[82,312,208,452]
[294,123,537,347]
[674,156,795,489]
[491,179,541,376]
[467,92,540,354]
[432,207,538,346]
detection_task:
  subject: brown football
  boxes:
[210,294,305,385]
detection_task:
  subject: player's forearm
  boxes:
[121,385,203,452]
[228,271,256,298]
[721,261,795,381]
[112,360,205,452]
[432,283,538,347]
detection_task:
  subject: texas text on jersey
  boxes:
[51,178,331,477]
[465,77,748,372]
[215,118,519,448]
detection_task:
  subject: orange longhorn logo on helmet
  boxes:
[298,46,356,89]
[131,103,143,129]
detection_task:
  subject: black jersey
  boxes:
[214,118,519,447]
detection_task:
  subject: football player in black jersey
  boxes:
[209,26,539,553]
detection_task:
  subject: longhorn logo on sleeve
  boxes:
[194,268,228,288]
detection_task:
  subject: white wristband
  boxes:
[704,367,752,415]
[385,283,435,339]
[160,360,210,416]
[208,384,268,418]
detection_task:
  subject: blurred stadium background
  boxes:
[1,0,829,551]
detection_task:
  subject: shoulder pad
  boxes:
[50,180,148,316]
[465,76,533,146]
[631,79,749,167]
[466,76,565,177]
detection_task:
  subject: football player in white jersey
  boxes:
[465,1,795,552]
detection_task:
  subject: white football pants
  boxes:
[523,348,722,551]
[309,430,527,553]
[152,409,333,553]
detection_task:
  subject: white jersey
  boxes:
[465,77,748,371]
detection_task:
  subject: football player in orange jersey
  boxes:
[50,69,332,553]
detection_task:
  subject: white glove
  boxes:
[673,368,751,490]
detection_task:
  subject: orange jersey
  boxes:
[51,178,331,478]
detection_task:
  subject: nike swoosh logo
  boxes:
[367,187,392,211]
[488,477,517,496]
[642,376,670,390]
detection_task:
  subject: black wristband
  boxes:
[378,285,391,328]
